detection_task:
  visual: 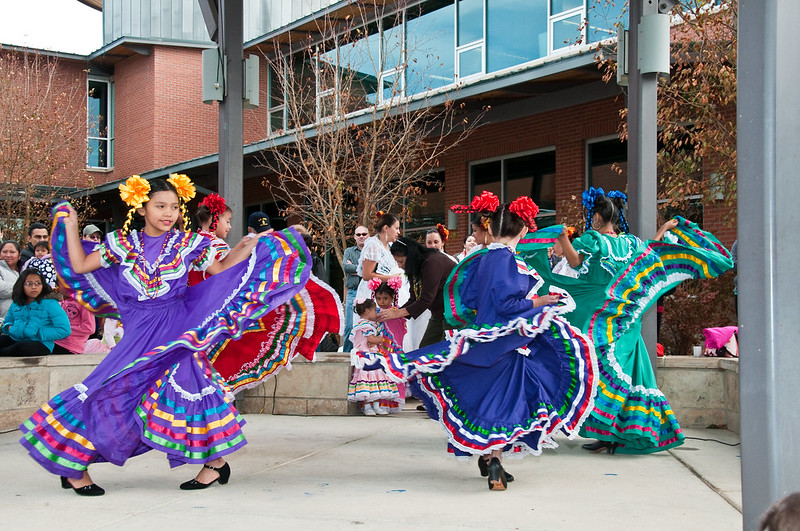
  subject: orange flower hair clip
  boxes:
[167,173,196,202]
[435,223,449,243]
[166,173,196,233]
[119,175,150,209]
[119,175,151,234]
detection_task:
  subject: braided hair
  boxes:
[582,187,629,233]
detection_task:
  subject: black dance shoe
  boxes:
[179,462,231,490]
[60,476,105,496]
[581,440,620,454]
[478,456,489,477]
[478,457,514,482]
[487,458,508,491]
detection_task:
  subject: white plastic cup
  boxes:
[693,345,703,357]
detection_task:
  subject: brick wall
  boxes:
[442,96,625,251]
[441,95,736,251]
[106,52,155,184]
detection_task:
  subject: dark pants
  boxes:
[0,334,50,357]
[419,315,451,348]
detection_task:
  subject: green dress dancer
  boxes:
[519,190,733,454]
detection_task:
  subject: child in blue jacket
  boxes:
[0,269,70,356]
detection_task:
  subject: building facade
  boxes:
[1,0,736,262]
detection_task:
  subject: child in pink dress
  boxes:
[369,278,406,412]
[348,298,399,415]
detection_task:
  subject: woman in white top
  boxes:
[355,212,404,307]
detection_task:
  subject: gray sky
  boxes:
[0,0,102,55]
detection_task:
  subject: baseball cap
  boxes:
[248,212,271,231]
[82,224,103,237]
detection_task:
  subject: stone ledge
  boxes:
[658,356,739,370]
[234,352,359,416]
[656,356,739,434]
[0,352,741,432]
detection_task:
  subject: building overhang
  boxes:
[87,36,215,67]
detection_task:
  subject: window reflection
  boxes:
[342,22,380,107]
[457,0,483,46]
[470,151,556,227]
[406,0,455,93]
[552,13,583,50]
[458,47,482,77]
[551,0,583,14]
[382,14,404,72]
[487,0,547,72]
[587,0,627,43]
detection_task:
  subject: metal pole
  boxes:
[738,0,800,528]
[626,0,659,368]
[218,0,244,238]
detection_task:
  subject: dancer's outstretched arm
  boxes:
[63,204,102,274]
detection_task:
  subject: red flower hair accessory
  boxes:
[200,193,226,216]
[435,223,449,243]
[450,191,500,214]
[199,193,227,231]
[375,210,385,219]
[509,196,539,231]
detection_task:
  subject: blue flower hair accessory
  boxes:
[607,190,627,202]
[582,187,605,231]
[606,190,629,233]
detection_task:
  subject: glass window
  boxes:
[487,0,547,72]
[406,0,455,94]
[382,14,405,71]
[471,160,502,200]
[380,71,402,103]
[289,56,316,126]
[268,64,284,108]
[269,110,284,132]
[458,46,482,78]
[87,78,112,169]
[552,13,583,50]
[588,138,628,191]
[470,151,556,227]
[268,64,286,133]
[457,0,483,46]
[404,171,446,237]
[343,23,381,108]
[550,0,583,14]
[587,0,627,43]
[506,152,556,226]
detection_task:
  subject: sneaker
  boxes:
[374,405,389,415]
[363,403,377,416]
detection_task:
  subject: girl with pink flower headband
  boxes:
[347,297,400,416]
[368,277,407,412]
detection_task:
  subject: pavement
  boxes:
[1,400,743,530]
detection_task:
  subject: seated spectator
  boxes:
[53,294,97,354]
[0,269,70,356]
[20,222,48,263]
[22,241,57,288]
[0,241,22,323]
[1,240,22,272]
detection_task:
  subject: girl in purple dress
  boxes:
[19,175,311,496]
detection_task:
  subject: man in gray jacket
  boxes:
[342,225,369,351]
